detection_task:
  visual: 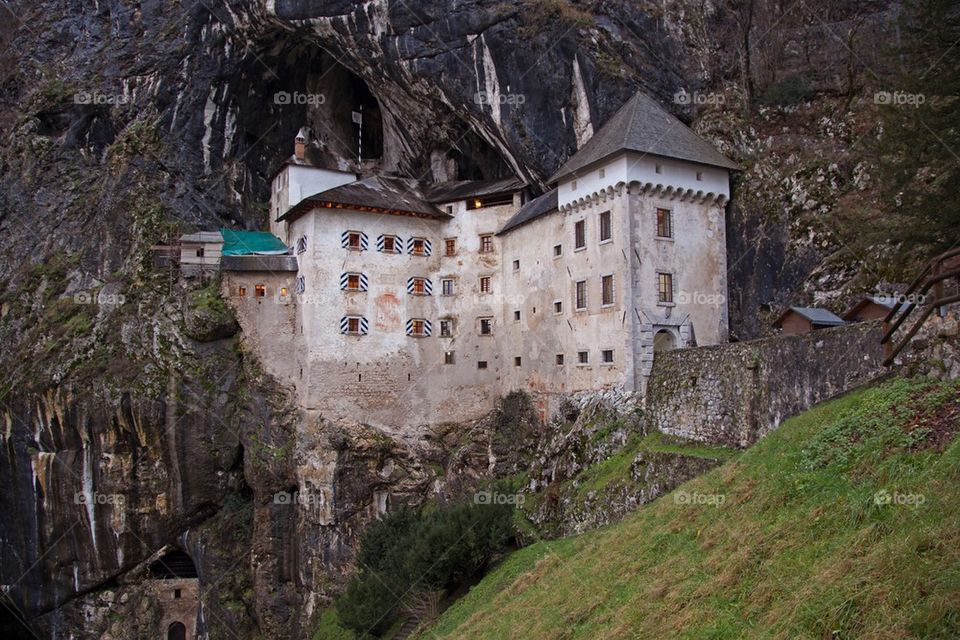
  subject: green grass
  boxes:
[423,377,960,639]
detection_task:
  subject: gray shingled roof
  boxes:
[547,92,740,184]
[280,176,449,221]
[221,255,299,272]
[780,307,846,327]
[497,189,558,235]
[423,177,526,203]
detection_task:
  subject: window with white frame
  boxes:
[575,280,587,310]
[441,278,455,296]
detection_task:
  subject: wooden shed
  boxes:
[773,306,846,335]
[842,296,897,322]
[179,231,224,278]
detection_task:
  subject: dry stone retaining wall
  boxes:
[645,321,887,448]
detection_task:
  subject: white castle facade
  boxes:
[222,92,738,427]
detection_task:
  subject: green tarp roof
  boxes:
[219,228,289,256]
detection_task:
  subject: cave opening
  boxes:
[148,550,198,580]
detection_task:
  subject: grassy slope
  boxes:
[425,377,960,639]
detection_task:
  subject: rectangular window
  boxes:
[347,274,361,291]
[347,232,362,250]
[656,209,673,238]
[577,350,589,364]
[478,360,488,369]
[553,300,563,314]
[280,287,288,297]
[513,310,521,321]
[658,273,674,304]
[440,319,453,337]
[599,167,605,179]
[382,235,396,253]
[575,280,587,310]
[441,278,455,296]
[410,319,426,337]
[412,277,426,295]
[602,349,614,364]
[553,244,562,257]
[514,356,522,367]
[238,286,247,296]
[255,284,266,298]
[444,351,455,365]
[445,238,457,256]
[479,235,494,253]
[479,276,492,293]
[601,274,614,306]
[571,179,578,191]
[446,205,454,215]
[478,317,493,335]
[196,247,205,258]
[574,220,586,249]
[599,211,611,242]
[696,171,703,181]
[655,164,663,174]
[512,259,520,271]
[347,317,361,334]
[556,354,564,365]
[411,238,426,256]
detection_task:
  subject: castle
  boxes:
[221,92,738,427]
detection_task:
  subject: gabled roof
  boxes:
[547,92,740,184]
[774,306,846,328]
[268,140,359,181]
[498,189,558,235]
[180,231,223,244]
[279,176,449,222]
[423,177,526,203]
[842,296,898,321]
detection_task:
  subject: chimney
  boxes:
[294,126,311,161]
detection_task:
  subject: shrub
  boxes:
[335,481,519,636]
[758,75,813,106]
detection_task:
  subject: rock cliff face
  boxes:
[0,0,903,636]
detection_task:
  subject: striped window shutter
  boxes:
[406,277,432,295]
[376,235,403,254]
[296,235,307,255]
[340,272,369,291]
[340,316,369,335]
[295,275,306,294]
[341,231,369,250]
[407,237,432,256]
[405,318,432,337]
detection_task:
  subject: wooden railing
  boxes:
[881,247,960,365]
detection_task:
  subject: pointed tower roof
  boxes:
[547,92,740,183]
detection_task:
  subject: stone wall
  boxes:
[645,321,887,448]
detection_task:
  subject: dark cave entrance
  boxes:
[148,550,198,579]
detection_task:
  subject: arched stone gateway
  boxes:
[654,329,677,353]
[147,549,200,640]
[167,621,187,640]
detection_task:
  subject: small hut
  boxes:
[178,231,224,278]
[773,307,846,335]
[842,296,897,322]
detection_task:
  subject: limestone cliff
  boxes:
[0,0,908,637]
